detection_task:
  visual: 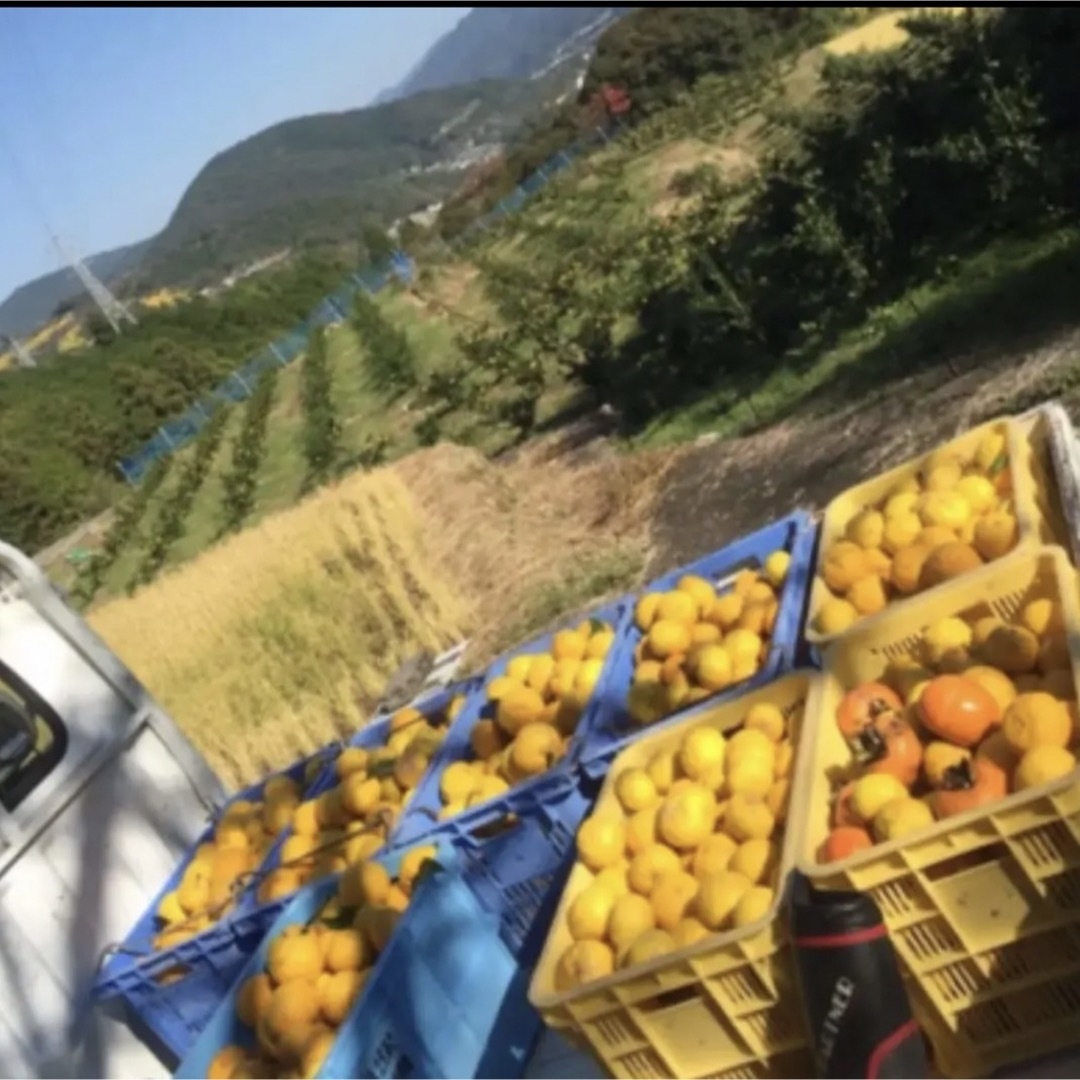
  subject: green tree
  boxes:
[359,222,395,266]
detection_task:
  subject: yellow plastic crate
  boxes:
[528,673,817,1080]
[806,416,1038,647]
[1013,409,1071,554]
[792,545,1080,1077]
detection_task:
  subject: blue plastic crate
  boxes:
[391,600,630,847]
[577,510,819,772]
[795,517,826,670]
[405,764,599,965]
[251,679,485,908]
[176,843,544,1078]
[91,746,340,1062]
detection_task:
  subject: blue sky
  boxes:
[0,5,470,302]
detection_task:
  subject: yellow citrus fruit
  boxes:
[635,594,661,632]
[673,918,711,949]
[1002,693,1072,754]
[710,593,744,629]
[576,814,627,871]
[921,616,973,668]
[848,575,888,617]
[695,870,753,931]
[657,591,698,625]
[236,972,274,1029]
[624,805,660,857]
[1014,745,1077,791]
[566,882,619,942]
[690,622,722,647]
[744,702,785,743]
[554,940,615,993]
[677,575,717,617]
[677,726,726,781]
[884,492,919,519]
[725,729,775,771]
[607,893,656,955]
[487,675,521,702]
[646,751,679,794]
[850,774,907,823]
[615,768,660,814]
[495,687,546,736]
[648,619,693,659]
[975,430,1007,472]
[627,844,683,896]
[763,551,789,589]
[621,928,676,969]
[917,490,970,532]
[733,885,775,928]
[873,797,934,842]
[1021,599,1066,639]
[552,629,588,662]
[823,542,869,593]
[657,784,717,849]
[267,931,323,985]
[882,512,922,556]
[690,645,732,692]
[649,871,700,932]
[815,596,858,635]
[728,839,778,886]
[973,512,1018,561]
[956,474,995,514]
[209,1046,252,1080]
[587,629,615,660]
[692,833,738,878]
[594,862,630,895]
[846,510,885,550]
[924,461,962,492]
[722,794,775,842]
[724,629,762,665]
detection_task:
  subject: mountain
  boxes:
[136,73,570,288]
[0,237,151,340]
[3,8,628,312]
[377,6,630,104]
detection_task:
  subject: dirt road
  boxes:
[648,326,1080,574]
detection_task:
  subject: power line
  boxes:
[0,13,136,336]
[0,109,55,239]
[5,8,82,244]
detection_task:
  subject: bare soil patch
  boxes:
[649,326,1080,574]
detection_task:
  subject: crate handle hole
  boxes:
[922,842,1010,883]
[633,983,700,1015]
[153,964,190,986]
[467,813,521,843]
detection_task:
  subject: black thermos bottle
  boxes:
[789,872,930,1079]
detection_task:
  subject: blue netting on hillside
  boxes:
[116,127,615,483]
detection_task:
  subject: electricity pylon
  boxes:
[0,335,36,368]
[9,336,36,368]
[52,234,137,334]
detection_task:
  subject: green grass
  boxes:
[167,408,245,562]
[83,297,475,597]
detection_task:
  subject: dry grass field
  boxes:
[89,468,466,785]
[824,7,966,57]
[86,433,675,787]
